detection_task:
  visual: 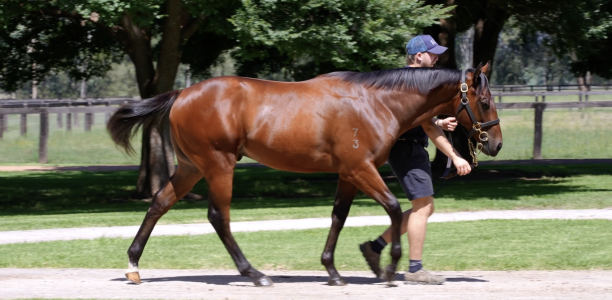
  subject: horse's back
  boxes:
[169,75,393,173]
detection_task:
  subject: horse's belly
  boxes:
[241,140,335,173]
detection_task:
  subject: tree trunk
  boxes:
[424,1,463,172]
[423,0,458,69]
[576,71,591,91]
[36,3,203,199]
[117,0,202,200]
[423,21,457,69]
[132,119,176,199]
[570,51,591,92]
[472,4,510,77]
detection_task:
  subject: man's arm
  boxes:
[433,117,458,131]
[422,119,471,176]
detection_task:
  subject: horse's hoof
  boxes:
[125,271,141,285]
[381,266,396,282]
[328,277,347,286]
[254,275,274,287]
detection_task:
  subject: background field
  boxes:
[1,105,611,164]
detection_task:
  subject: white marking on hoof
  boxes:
[126,262,139,273]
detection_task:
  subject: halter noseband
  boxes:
[456,69,500,151]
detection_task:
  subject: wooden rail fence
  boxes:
[0,97,611,163]
[496,101,612,159]
[0,98,136,163]
[493,90,612,103]
[490,84,612,92]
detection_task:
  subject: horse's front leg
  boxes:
[321,179,358,286]
[344,163,403,285]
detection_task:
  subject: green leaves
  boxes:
[230,0,452,78]
[0,0,451,92]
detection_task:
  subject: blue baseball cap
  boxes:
[406,35,447,55]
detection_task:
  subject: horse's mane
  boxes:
[323,68,464,95]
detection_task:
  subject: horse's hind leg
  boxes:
[204,163,273,287]
[125,161,203,284]
[343,163,403,284]
[321,178,358,286]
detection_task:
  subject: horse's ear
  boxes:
[482,61,491,74]
[472,62,483,86]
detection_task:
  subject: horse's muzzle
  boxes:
[483,140,502,157]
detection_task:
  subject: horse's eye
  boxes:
[481,99,490,110]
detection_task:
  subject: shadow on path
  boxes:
[110,273,487,286]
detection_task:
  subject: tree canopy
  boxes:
[0,0,453,92]
[0,0,240,96]
[486,0,612,79]
[230,0,452,79]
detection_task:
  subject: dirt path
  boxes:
[1,268,611,299]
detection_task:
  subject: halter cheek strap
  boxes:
[455,70,500,141]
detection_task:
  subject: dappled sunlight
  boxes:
[1,164,611,230]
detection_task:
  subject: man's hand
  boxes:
[452,156,472,176]
[435,117,458,131]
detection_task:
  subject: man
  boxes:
[359,35,472,285]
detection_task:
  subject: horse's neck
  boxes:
[386,84,458,134]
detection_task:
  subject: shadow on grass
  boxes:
[110,273,486,285]
[434,164,612,201]
[1,164,611,214]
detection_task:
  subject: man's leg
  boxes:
[361,196,444,284]
[406,196,433,261]
[404,195,445,285]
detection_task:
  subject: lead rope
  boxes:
[436,130,453,196]
[442,127,453,178]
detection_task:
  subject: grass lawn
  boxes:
[1,219,610,271]
[1,164,611,231]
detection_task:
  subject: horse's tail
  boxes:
[107,90,182,155]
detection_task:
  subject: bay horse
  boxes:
[107,62,502,287]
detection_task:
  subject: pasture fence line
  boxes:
[490,84,612,93]
[492,90,612,103]
[1,96,612,163]
[0,98,137,163]
[496,101,612,159]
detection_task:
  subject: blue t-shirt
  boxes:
[399,65,427,144]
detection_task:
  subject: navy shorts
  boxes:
[387,140,434,200]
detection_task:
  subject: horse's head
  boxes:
[453,62,503,157]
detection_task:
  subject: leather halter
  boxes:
[442,69,501,179]
[456,69,500,145]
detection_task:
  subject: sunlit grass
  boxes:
[1,219,610,271]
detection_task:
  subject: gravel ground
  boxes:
[1,268,612,300]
